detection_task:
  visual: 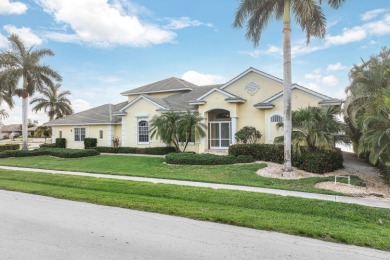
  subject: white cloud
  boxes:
[36,0,176,48]
[181,70,225,86]
[0,0,27,15]
[322,75,338,86]
[0,33,8,48]
[1,101,48,125]
[325,26,367,45]
[3,25,43,46]
[71,99,92,113]
[327,62,346,72]
[165,17,214,30]
[361,9,387,21]
[305,72,321,82]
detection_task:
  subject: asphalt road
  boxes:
[1,190,389,260]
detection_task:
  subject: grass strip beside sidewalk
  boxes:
[0,169,388,251]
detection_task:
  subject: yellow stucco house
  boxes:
[45,68,342,152]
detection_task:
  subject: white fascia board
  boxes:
[43,123,121,126]
[220,67,283,90]
[196,88,235,101]
[254,105,274,109]
[292,84,332,100]
[121,88,193,96]
[120,95,166,112]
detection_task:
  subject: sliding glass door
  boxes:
[209,121,231,149]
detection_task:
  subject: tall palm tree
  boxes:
[30,83,73,121]
[0,34,62,150]
[234,0,345,171]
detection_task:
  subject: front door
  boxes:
[209,121,231,149]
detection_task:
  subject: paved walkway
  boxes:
[1,165,389,209]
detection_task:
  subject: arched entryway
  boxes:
[207,109,231,149]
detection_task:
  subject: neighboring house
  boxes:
[0,124,21,139]
[44,68,342,152]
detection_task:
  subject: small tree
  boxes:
[112,137,120,148]
[178,111,207,152]
[235,126,262,144]
[34,126,52,143]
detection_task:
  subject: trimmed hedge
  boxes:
[0,148,99,159]
[229,144,285,163]
[55,138,66,148]
[0,144,20,152]
[94,146,177,155]
[229,144,343,173]
[299,149,344,174]
[84,138,97,149]
[165,153,255,165]
[40,143,57,148]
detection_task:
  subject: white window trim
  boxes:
[137,119,150,145]
[268,113,283,143]
[74,127,86,142]
[99,129,104,140]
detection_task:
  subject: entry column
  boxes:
[231,116,237,144]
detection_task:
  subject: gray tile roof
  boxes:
[0,124,21,132]
[44,101,128,126]
[253,102,275,108]
[121,77,198,96]
[318,99,344,104]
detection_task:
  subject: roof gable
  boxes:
[120,95,167,112]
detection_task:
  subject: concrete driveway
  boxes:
[1,190,389,260]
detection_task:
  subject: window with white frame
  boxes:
[74,128,86,141]
[99,130,103,139]
[59,131,62,138]
[138,120,149,143]
[270,115,283,123]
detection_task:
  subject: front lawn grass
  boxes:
[0,169,388,251]
[0,155,363,195]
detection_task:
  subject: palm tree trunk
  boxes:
[21,95,28,151]
[283,0,292,171]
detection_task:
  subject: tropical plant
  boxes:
[235,126,262,144]
[357,86,390,165]
[34,126,52,143]
[150,111,206,152]
[0,109,9,121]
[233,0,345,171]
[275,106,344,153]
[0,34,62,150]
[30,83,73,121]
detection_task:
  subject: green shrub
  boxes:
[0,148,99,159]
[165,153,255,165]
[39,143,57,148]
[84,138,97,149]
[0,144,20,152]
[298,149,344,173]
[229,144,285,163]
[55,138,66,148]
[235,126,262,144]
[94,146,176,155]
[229,144,343,173]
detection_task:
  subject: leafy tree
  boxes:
[275,106,344,153]
[235,126,262,144]
[34,126,52,143]
[0,34,62,150]
[30,83,73,121]
[28,119,38,128]
[150,111,206,152]
[233,0,345,171]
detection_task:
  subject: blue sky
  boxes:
[1,0,389,124]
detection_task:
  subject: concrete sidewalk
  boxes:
[0,165,389,209]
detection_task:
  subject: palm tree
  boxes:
[178,111,207,152]
[150,111,183,152]
[0,109,8,121]
[150,111,207,152]
[275,106,344,153]
[234,0,345,171]
[30,83,73,121]
[0,34,62,150]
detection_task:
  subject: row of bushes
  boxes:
[0,148,99,159]
[94,146,177,155]
[0,144,20,152]
[229,144,343,173]
[165,153,255,165]
[40,138,67,149]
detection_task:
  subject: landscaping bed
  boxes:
[0,148,99,159]
[165,153,254,165]
[94,146,176,155]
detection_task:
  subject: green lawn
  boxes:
[0,169,388,251]
[0,155,364,194]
